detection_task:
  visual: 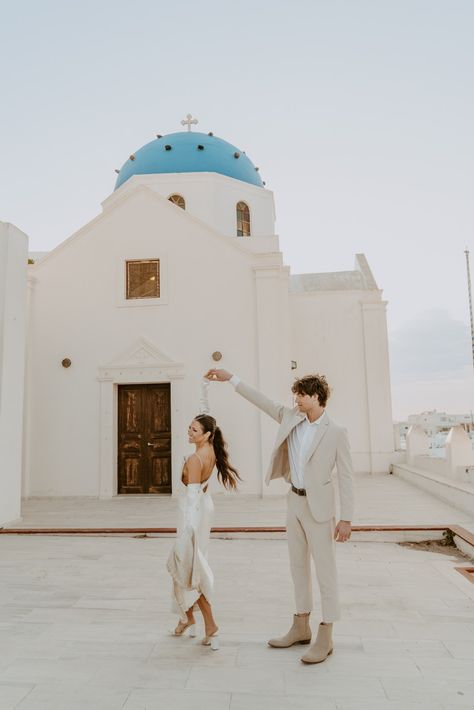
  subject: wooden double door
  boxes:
[118,383,171,494]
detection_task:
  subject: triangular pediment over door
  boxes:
[99,337,185,382]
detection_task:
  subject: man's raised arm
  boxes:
[204,369,288,424]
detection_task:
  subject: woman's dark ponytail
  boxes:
[194,415,241,490]
[212,426,241,490]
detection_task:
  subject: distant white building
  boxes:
[403,411,474,437]
[0,121,395,525]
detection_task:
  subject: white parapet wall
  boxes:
[0,222,28,526]
[393,424,474,517]
[446,425,474,479]
[406,425,429,465]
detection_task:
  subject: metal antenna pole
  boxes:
[465,248,474,371]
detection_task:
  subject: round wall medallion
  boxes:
[212,351,222,362]
[62,358,72,368]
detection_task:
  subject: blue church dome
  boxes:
[115,131,264,190]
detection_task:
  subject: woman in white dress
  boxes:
[167,380,240,650]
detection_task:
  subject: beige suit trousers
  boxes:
[287,490,341,622]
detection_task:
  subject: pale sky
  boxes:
[1,0,473,419]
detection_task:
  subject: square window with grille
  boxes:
[126,260,160,299]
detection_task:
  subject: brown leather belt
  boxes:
[291,485,306,497]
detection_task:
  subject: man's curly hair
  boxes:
[291,374,331,408]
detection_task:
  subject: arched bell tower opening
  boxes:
[236,201,251,236]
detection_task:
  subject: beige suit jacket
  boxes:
[235,380,354,523]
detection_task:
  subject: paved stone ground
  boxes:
[7,472,474,529]
[2,472,474,709]
[1,533,474,710]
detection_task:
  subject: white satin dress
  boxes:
[167,381,216,622]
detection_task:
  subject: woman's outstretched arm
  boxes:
[199,377,211,415]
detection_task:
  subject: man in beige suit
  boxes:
[206,369,354,664]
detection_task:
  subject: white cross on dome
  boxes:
[181,113,198,132]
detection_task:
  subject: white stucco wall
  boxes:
[289,286,394,473]
[0,222,28,525]
[25,183,289,497]
[253,258,293,496]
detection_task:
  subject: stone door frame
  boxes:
[98,338,185,498]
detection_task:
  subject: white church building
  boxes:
[0,119,394,526]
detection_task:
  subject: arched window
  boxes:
[168,194,185,209]
[236,201,251,236]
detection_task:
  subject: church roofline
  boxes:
[102,182,275,260]
[29,181,279,272]
[354,253,378,289]
[289,253,380,293]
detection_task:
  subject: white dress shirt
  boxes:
[287,413,325,489]
[229,374,325,490]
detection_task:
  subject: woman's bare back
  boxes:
[181,448,216,486]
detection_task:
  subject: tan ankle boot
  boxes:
[301,622,333,663]
[268,614,311,648]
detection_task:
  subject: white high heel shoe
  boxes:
[172,621,196,638]
[201,632,219,650]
